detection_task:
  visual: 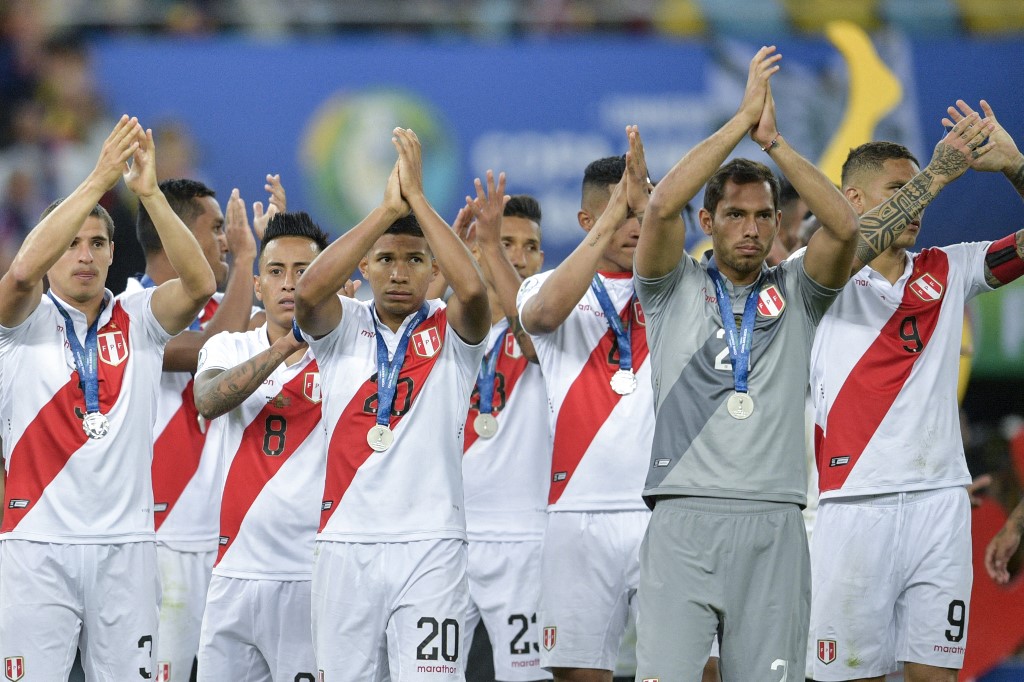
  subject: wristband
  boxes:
[760,133,781,153]
[292,318,304,342]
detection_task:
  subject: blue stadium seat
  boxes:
[694,0,790,38]
[882,0,959,35]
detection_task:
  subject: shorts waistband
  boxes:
[823,486,964,508]
[656,496,800,516]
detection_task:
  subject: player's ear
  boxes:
[253,274,263,303]
[578,210,594,232]
[358,257,369,280]
[698,207,713,236]
[844,187,864,214]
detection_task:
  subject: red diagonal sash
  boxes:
[2,302,133,531]
[152,380,207,530]
[548,297,649,505]
[320,311,448,531]
[216,360,322,564]
[817,250,950,493]
[464,331,530,452]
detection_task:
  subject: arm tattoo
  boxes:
[928,143,969,179]
[855,171,935,265]
[200,347,287,418]
[1007,159,1024,201]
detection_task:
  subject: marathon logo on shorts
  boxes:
[909,273,943,302]
[757,284,786,318]
[412,327,442,358]
[543,626,556,651]
[504,335,522,359]
[817,639,836,665]
[156,661,170,682]
[7,499,28,509]
[304,372,322,404]
[97,329,129,366]
[552,472,567,482]
[4,656,24,682]
[829,456,850,467]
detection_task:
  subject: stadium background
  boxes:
[0,0,1022,679]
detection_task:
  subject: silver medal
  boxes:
[610,369,637,396]
[82,411,110,440]
[726,392,754,420]
[474,413,499,438]
[367,424,395,452]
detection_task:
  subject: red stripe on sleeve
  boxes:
[548,298,649,505]
[817,250,950,493]
[319,311,450,531]
[2,303,132,531]
[216,361,323,565]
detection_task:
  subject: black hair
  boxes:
[841,142,920,188]
[704,158,780,215]
[260,212,330,257]
[384,213,425,238]
[137,178,216,253]
[582,155,626,201]
[503,194,542,224]
[40,199,115,239]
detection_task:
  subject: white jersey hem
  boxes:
[818,476,973,501]
[316,529,467,543]
[0,532,156,544]
[213,568,312,581]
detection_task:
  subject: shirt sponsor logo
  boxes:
[304,372,322,404]
[4,656,24,681]
[817,639,836,665]
[153,503,168,512]
[218,536,229,546]
[933,644,965,654]
[552,472,567,482]
[757,284,786,318]
[909,272,943,302]
[97,329,129,366]
[321,500,334,511]
[829,456,850,467]
[412,327,442,358]
[7,500,28,509]
[654,458,671,468]
[543,626,556,651]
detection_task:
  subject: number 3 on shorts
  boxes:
[771,658,788,682]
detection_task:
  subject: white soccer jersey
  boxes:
[462,323,551,542]
[197,326,325,580]
[304,296,484,542]
[811,243,992,500]
[516,270,652,512]
[0,288,171,542]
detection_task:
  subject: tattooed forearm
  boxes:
[855,171,935,266]
[1006,158,1024,201]
[507,314,539,364]
[196,346,290,419]
[928,143,969,179]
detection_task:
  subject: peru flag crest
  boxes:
[504,334,522,359]
[303,372,322,404]
[817,639,836,665]
[4,657,24,682]
[757,284,786,318]
[412,327,442,358]
[97,330,129,366]
[909,272,943,302]
[543,626,556,651]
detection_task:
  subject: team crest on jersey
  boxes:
[97,329,128,366]
[156,661,170,682]
[817,639,837,665]
[4,657,23,682]
[504,334,522,359]
[909,272,943,302]
[757,284,786,318]
[633,299,646,326]
[412,327,442,358]
[304,372,322,403]
[543,626,556,651]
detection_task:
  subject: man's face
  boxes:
[580,186,639,272]
[255,236,320,331]
[498,216,544,279]
[188,195,228,288]
[701,180,779,281]
[359,233,438,323]
[848,158,921,250]
[47,216,113,306]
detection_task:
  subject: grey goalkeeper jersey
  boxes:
[635,252,841,507]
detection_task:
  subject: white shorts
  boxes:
[197,575,316,682]
[810,487,972,680]
[538,510,649,672]
[156,545,215,682]
[465,539,544,681]
[0,540,160,681]
[312,539,469,682]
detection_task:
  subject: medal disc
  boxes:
[474,413,499,438]
[367,424,395,452]
[610,369,637,396]
[726,392,754,420]
[82,412,110,440]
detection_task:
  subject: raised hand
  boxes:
[451,205,475,245]
[339,278,363,299]
[225,188,257,262]
[382,160,411,218]
[736,46,782,131]
[750,82,779,151]
[467,170,508,245]
[943,100,1023,175]
[92,115,143,192]
[392,128,425,200]
[123,126,161,198]
[252,174,287,240]
[927,110,994,184]
[624,125,654,217]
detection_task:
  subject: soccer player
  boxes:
[516,127,666,682]
[808,99,1016,682]
[631,46,862,681]
[0,116,216,679]
[458,175,551,680]
[129,175,283,682]
[294,128,489,681]
[192,211,329,682]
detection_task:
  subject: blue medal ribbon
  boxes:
[476,326,508,416]
[590,275,632,372]
[48,291,107,416]
[706,259,760,395]
[373,303,430,427]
